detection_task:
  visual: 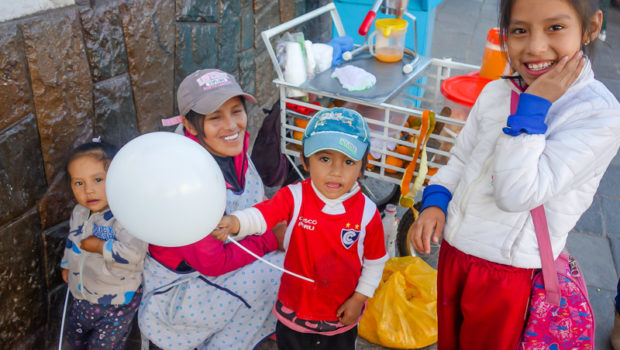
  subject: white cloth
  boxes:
[331,65,376,91]
[432,59,620,268]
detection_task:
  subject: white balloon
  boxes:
[106,132,226,247]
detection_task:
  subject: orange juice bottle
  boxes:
[479,28,509,80]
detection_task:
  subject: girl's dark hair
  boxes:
[499,0,600,58]
[184,98,248,144]
[300,147,370,178]
[66,140,118,174]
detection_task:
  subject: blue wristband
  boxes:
[420,184,452,215]
[502,93,551,136]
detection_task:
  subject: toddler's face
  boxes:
[302,150,363,200]
[199,96,247,157]
[68,155,109,212]
[506,0,584,85]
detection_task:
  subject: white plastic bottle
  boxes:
[382,204,399,258]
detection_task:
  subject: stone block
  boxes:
[175,22,218,89]
[587,286,615,350]
[42,220,70,292]
[241,5,255,51]
[44,284,68,349]
[0,209,46,349]
[120,0,175,133]
[79,1,129,82]
[218,7,240,74]
[0,114,47,226]
[610,238,620,278]
[0,23,34,133]
[567,232,618,289]
[38,171,76,230]
[598,165,620,199]
[279,0,295,23]
[21,8,94,182]
[93,74,140,147]
[254,0,271,13]
[239,49,256,97]
[602,196,620,240]
[176,0,218,22]
[254,50,277,111]
[573,195,603,235]
[254,2,280,53]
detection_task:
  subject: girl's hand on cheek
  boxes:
[525,50,585,103]
[80,236,105,254]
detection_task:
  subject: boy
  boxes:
[215,107,388,350]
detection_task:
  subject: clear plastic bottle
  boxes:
[382,204,399,258]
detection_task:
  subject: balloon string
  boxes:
[226,237,315,283]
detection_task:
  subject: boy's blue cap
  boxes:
[302,107,370,161]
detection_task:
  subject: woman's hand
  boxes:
[62,269,69,283]
[525,50,585,103]
[271,220,287,251]
[80,236,104,254]
[211,215,240,242]
[337,292,367,326]
[409,206,445,254]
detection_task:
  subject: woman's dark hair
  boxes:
[66,140,118,174]
[498,0,600,59]
[300,147,370,179]
[184,98,248,144]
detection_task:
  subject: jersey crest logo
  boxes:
[341,229,360,249]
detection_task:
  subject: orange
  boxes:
[293,117,309,141]
[396,144,412,156]
[385,155,404,174]
[367,153,377,170]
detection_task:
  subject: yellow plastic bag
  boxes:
[359,256,438,349]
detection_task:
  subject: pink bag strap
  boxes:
[530,206,562,306]
[510,91,561,306]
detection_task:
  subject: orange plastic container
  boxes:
[479,28,509,80]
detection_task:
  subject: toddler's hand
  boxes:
[62,269,69,283]
[525,50,585,103]
[272,220,287,251]
[409,206,445,254]
[81,236,104,254]
[336,292,367,326]
[211,215,240,242]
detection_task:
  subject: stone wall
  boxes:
[0,0,329,347]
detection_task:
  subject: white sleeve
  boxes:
[430,97,484,192]
[355,254,389,298]
[231,207,267,239]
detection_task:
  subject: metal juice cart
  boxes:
[261,3,481,259]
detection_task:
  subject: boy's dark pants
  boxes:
[276,321,357,350]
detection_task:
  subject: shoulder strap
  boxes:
[514,87,561,306]
[530,206,561,306]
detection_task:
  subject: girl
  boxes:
[138,69,285,350]
[215,107,388,350]
[60,140,148,349]
[409,0,620,349]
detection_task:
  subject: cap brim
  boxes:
[303,132,368,161]
[192,92,256,116]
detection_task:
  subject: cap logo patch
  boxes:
[315,112,354,128]
[196,71,232,91]
[338,138,357,156]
